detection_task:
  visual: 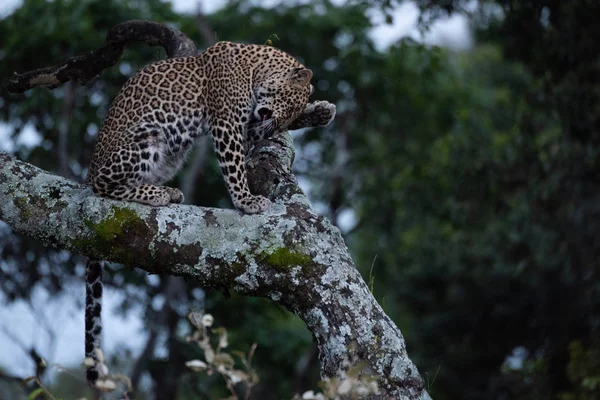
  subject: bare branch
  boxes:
[7,20,197,93]
[196,2,217,46]
[129,276,187,396]
[0,326,47,378]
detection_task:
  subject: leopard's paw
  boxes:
[306,100,336,127]
[237,195,272,214]
[166,187,185,204]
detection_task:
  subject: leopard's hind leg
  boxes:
[89,125,185,206]
[93,183,184,206]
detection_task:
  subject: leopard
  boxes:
[82,41,336,389]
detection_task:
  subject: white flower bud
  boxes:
[95,379,117,392]
[185,360,208,371]
[93,348,105,363]
[201,314,214,327]
[337,378,352,394]
[82,357,95,367]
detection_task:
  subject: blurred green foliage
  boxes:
[0,0,598,399]
[559,341,600,400]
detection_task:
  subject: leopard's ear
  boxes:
[289,67,313,86]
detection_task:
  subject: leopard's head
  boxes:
[252,67,313,137]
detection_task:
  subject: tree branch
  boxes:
[6,20,197,93]
[0,134,430,399]
[195,2,217,46]
[3,19,431,399]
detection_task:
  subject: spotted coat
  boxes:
[85,41,336,213]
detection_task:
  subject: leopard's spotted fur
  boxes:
[85,41,335,211]
[83,41,335,388]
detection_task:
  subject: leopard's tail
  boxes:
[85,259,105,386]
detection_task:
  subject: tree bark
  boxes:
[3,20,431,399]
[0,135,429,399]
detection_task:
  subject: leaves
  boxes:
[2,0,598,399]
[26,388,44,400]
[185,311,258,400]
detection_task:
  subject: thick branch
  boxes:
[0,135,430,399]
[6,20,197,93]
[3,18,430,399]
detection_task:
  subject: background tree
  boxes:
[347,1,600,399]
[1,0,598,399]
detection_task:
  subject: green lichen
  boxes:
[13,195,31,221]
[72,236,94,252]
[73,206,145,264]
[262,247,311,270]
[72,235,137,265]
[84,206,142,240]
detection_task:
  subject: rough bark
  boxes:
[3,19,431,399]
[0,136,429,399]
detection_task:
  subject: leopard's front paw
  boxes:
[307,100,336,127]
[166,187,185,204]
[237,195,272,214]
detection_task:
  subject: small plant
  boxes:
[185,310,259,400]
[22,358,55,400]
[186,311,380,400]
[82,348,132,394]
[22,354,131,400]
[295,360,379,400]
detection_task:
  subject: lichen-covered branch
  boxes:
[6,20,197,93]
[3,18,431,399]
[0,134,430,399]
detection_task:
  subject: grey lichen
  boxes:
[0,151,432,399]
